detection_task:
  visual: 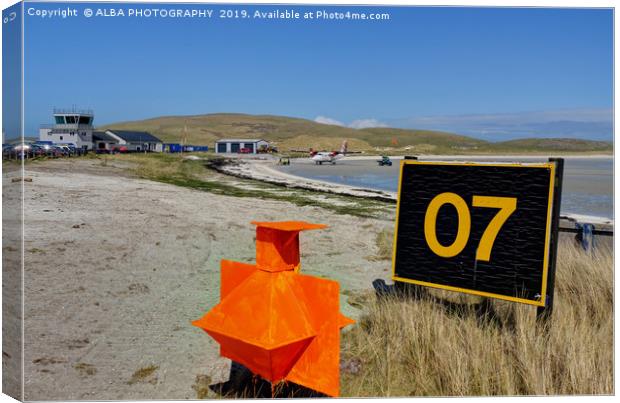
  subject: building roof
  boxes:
[106,130,162,143]
[216,138,267,143]
[92,131,118,142]
[54,108,94,115]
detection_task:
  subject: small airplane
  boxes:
[310,140,348,165]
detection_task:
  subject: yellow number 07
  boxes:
[424,193,517,262]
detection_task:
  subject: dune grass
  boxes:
[106,153,390,218]
[366,228,394,261]
[341,239,613,396]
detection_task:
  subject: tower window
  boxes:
[60,136,63,140]
[54,116,65,124]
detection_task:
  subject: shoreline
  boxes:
[207,157,397,202]
[209,155,614,226]
[342,154,613,161]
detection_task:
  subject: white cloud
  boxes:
[348,119,388,129]
[315,116,389,129]
[314,116,344,126]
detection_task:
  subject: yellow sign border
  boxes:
[391,160,556,307]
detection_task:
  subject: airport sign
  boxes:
[392,160,561,307]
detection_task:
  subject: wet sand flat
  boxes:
[277,156,613,219]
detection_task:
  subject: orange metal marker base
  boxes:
[192,221,354,397]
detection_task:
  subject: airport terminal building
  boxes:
[39,108,95,150]
[39,109,162,152]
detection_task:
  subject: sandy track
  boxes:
[19,159,391,400]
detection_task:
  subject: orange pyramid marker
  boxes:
[192,221,354,397]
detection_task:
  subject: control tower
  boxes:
[39,108,94,150]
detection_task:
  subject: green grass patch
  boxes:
[113,154,391,219]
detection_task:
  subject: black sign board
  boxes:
[392,160,558,306]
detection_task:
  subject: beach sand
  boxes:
[5,154,612,400]
[2,163,24,400]
[15,158,392,400]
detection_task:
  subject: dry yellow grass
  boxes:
[341,239,613,396]
[127,365,159,385]
[366,228,394,262]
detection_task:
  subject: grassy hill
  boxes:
[358,127,487,153]
[100,113,364,150]
[100,113,612,154]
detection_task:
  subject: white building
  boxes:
[39,108,95,150]
[215,138,270,154]
[103,130,163,152]
[39,109,162,153]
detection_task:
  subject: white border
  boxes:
[0,2,616,403]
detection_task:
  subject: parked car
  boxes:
[32,144,48,157]
[56,145,72,155]
[38,143,54,154]
[239,147,252,154]
[111,146,129,154]
[44,146,60,157]
[12,143,32,158]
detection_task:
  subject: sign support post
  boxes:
[536,158,564,321]
[394,156,428,299]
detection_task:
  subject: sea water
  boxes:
[278,156,613,220]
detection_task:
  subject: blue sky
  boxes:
[9,3,614,140]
